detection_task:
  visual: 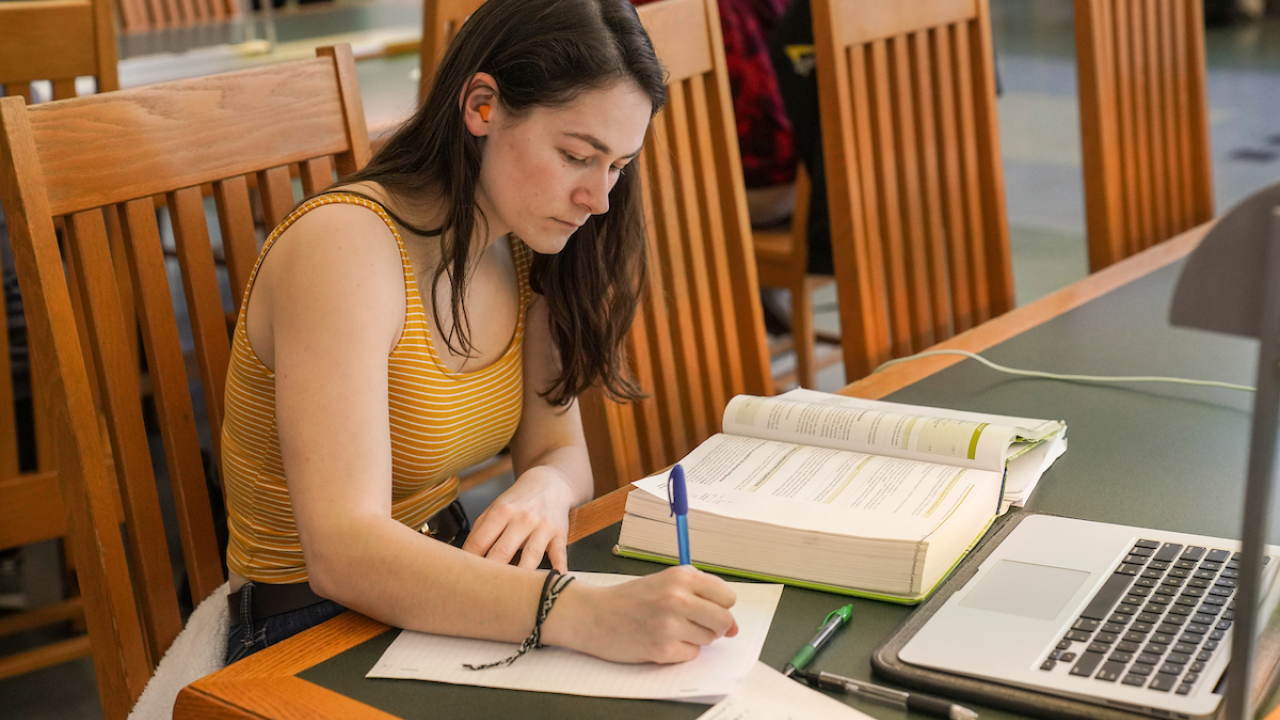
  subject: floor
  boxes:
[3,1,1280,717]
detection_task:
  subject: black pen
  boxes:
[793,669,978,720]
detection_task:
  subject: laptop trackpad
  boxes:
[959,560,1090,621]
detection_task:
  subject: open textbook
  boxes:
[616,389,1067,603]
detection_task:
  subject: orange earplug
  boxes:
[478,104,491,121]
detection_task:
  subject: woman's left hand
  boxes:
[462,466,576,572]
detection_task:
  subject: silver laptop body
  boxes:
[900,514,1280,720]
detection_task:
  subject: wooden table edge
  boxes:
[176,226,1209,718]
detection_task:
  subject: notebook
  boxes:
[898,514,1280,719]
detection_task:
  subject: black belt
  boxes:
[228,499,470,626]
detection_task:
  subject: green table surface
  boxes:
[296,259,1267,718]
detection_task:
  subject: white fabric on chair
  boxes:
[127,581,229,720]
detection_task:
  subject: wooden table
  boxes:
[177,223,1241,719]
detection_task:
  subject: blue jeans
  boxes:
[224,582,347,665]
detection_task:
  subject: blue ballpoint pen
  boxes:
[668,464,691,564]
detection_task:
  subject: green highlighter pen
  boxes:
[783,604,854,677]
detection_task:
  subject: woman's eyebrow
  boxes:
[563,132,643,159]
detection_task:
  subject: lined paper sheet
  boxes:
[367,573,783,703]
[697,662,875,720]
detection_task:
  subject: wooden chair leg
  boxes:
[791,279,817,389]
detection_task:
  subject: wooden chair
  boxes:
[0,0,118,682]
[811,0,1015,382]
[580,0,775,496]
[114,0,255,61]
[418,0,485,102]
[115,0,240,36]
[752,169,842,390]
[1074,0,1214,271]
[0,0,117,99]
[0,45,369,720]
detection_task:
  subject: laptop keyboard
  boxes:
[1039,541,1265,695]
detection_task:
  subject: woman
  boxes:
[221,0,738,665]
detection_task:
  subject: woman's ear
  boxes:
[460,72,500,138]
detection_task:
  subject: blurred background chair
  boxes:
[580,0,774,496]
[115,0,241,37]
[115,0,264,58]
[0,44,369,720]
[1074,0,1214,272]
[811,0,1015,382]
[751,169,842,390]
[0,0,118,100]
[0,0,118,685]
[418,0,484,101]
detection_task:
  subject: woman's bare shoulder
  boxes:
[266,200,404,282]
[252,199,409,350]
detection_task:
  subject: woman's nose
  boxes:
[574,168,611,215]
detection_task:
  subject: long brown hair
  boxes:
[340,0,666,405]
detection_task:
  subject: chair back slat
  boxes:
[962,13,1013,325]
[947,24,984,320]
[628,168,675,474]
[64,207,183,668]
[0,307,16,480]
[103,207,139,375]
[626,305,669,474]
[1174,4,1209,230]
[30,335,59,474]
[175,0,198,25]
[637,131,695,460]
[301,156,337,198]
[1144,1,1172,244]
[579,0,772,495]
[116,0,147,32]
[676,78,731,430]
[684,73,745,406]
[169,186,231,462]
[0,45,371,720]
[657,81,715,443]
[6,83,34,104]
[61,219,106,407]
[814,0,1012,381]
[213,176,260,311]
[864,40,913,360]
[256,166,299,230]
[888,35,936,353]
[119,196,224,603]
[1130,0,1156,256]
[159,0,180,28]
[929,25,974,331]
[909,31,953,338]
[1074,0,1212,271]
[1162,5,1186,231]
[51,79,77,101]
[839,42,892,363]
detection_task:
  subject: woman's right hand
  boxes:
[543,566,739,664]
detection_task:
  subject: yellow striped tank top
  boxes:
[221,193,530,583]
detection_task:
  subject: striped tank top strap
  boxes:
[233,192,411,324]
